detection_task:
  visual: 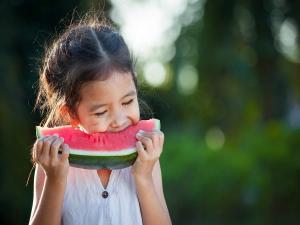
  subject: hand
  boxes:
[32,134,70,182]
[131,129,164,181]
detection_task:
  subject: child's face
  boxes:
[75,71,140,133]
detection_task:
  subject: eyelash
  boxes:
[124,99,134,105]
[94,99,134,117]
[94,111,106,117]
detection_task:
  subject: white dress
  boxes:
[61,166,143,225]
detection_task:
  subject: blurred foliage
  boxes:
[162,121,300,225]
[0,0,299,225]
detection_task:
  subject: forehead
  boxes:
[80,71,136,102]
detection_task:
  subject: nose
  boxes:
[110,109,127,129]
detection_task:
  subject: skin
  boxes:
[29,71,172,225]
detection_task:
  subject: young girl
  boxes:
[29,16,172,225]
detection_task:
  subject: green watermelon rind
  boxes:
[69,151,138,170]
[68,147,136,156]
[154,119,161,131]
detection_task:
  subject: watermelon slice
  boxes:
[36,118,160,170]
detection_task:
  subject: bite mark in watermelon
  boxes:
[36,118,160,170]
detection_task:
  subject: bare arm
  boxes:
[29,135,69,225]
[134,161,172,225]
[29,165,67,225]
[133,130,172,225]
[29,165,45,221]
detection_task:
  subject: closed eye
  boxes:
[123,99,134,105]
[94,111,107,117]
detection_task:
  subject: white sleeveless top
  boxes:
[61,166,143,225]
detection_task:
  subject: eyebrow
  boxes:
[89,90,137,112]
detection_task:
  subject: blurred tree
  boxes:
[165,0,300,133]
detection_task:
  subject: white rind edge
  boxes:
[154,119,161,130]
[69,147,137,156]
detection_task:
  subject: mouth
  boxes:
[109,123,132,132]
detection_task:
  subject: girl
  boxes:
[29,16,172,225]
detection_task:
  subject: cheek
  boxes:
[131,100,140,122]
[76,109,106,132]
[88,117,109,132]
[92,124,108,133]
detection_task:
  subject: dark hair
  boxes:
[35,16,151,127]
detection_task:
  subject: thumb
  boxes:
[60,144,70,160]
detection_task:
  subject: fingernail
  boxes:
[136,133,142,137]
[136,130,145,136]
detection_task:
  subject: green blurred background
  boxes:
[0,0,300,224]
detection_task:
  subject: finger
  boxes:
[36,135,53,161]
[42,135,58,158]
[159,132,164,148]
[38,135,51,141]
[152,132,161,149]
[152,128,161,132]
[137,130,161,149]
[136,134,154,152]
[136,130,161,141]
[33,140,43,163]
[136,141,148,159]
[60,144,70,161]
[36,135,53,159]
[50,137,64,160]
[31,147,35,163]
[137,130,161,137]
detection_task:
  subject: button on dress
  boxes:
[61,166,143,225]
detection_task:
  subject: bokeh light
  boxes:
[143,62,167,87]
[177,64,198,95]
[205,126,225,150]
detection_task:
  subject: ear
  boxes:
[59,105,80,127]
[59,105,69,117]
